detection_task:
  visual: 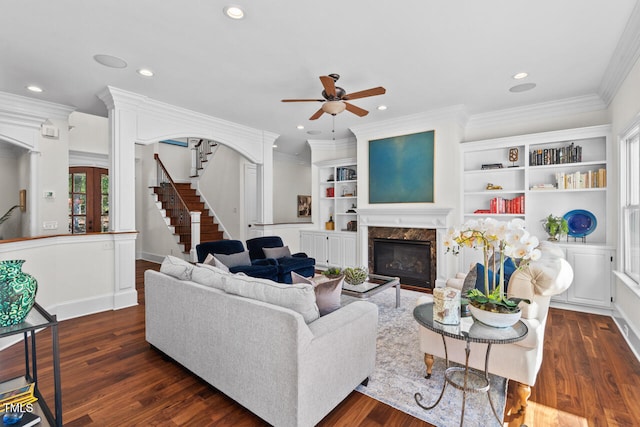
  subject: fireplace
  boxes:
[367,226,437,289]
[373,239,431,287]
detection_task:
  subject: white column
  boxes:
[190,211,201,262]
[28,150,39,237]
[99,88,140,309]
[258,132,277,224]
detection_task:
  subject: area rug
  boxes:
[342,288,508,427]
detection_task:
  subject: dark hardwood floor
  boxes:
[0,260,638,426]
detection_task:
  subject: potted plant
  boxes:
[322,266,342,279]
[541,214,569,241]
[0,205,20,240]
[443,218,540,327]
[343,267,368,285]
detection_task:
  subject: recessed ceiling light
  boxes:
[272,144,278,148]
[297,125,305,130]
[224,5,245,19]
[93,54,127,69]
[509,83,537,93]
[137,68,154,77]
[377,105,387,111]
[513,72,528,80]
[26,85,43,93]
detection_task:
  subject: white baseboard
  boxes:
[138,252,166,264]
[612,307,640,363]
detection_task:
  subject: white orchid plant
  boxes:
[444,218,541,313]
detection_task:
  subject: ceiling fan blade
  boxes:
[343,86,386,100]
[282,99,325,102]
[344,102,369,117]
[309,108,325,120]
[319,75,337,98]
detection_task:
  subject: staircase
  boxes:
[153,183,224,254]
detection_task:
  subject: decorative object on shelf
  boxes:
[485,183,503,190]
[346,204,357,213]
[508,147,519,167]
[346,220,357,231]
[481,163,504,170]
[325,215,335,230]
[541,214,569,241]
[322,266,342,279]
[327,174,334,182]
[369,130,434,203]
[563,209,597,240]
[444,218,538,328]
[297,195,311,217]
[343,266,368,285]
[326,187,334,198]
[0,260,38,327]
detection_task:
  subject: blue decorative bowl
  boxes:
[563,209,597,237]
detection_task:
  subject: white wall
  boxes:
[608,55,640,355]
[36,118,71,236]
[198,144,243,239]
[69,111,108,154]
[273,152,312,223]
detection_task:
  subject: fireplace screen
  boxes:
[373,238,431,288]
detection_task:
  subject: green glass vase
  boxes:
[0,260,38,326]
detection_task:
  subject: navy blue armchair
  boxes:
[246,236,316,284]
[195,240,278,281]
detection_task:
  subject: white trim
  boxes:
[613,309,640,363]
[599,1,640,105]
[69,150,109,168]
[466,95,607,132]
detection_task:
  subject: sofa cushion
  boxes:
[474,257,517,292]
[204,253,230,273]
[291,272,344,316]
[160,255,194,280]
[224,273,320,323]
[263,246,291,259]
[191,263,228,290]
[215,251,251,268]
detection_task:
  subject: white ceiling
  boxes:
[1,1,638,159]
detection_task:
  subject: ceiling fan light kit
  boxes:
[282,73,386,120]
[322,101,346,115]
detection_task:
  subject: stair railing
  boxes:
[190,139,218,177]
[154,154,200,259]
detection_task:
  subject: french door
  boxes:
[68,167,109,233]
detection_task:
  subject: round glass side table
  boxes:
[413,302,528,427]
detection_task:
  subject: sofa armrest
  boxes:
[292,252,309,258]
[252,258,277,266]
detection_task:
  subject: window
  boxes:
[621,123,640,284]
[68,167,109,234]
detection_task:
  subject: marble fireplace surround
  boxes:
[357,208,453,288]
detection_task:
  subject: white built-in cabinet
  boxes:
[461,125,615,313]
[300,158,358,268]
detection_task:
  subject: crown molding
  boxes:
[599,1,640,105]
[466,94,607,131]
[0,91,75,123]
[349,105,468,141]
[307,137,356,152]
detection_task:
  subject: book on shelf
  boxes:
[1,411,41,427]
[530,142,582,166]
[488,195,524,214]
[530,183,556,190]
[555,169,606,189]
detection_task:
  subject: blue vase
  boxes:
[0,260,38,326]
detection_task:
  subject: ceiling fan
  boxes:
[281,74,386,120]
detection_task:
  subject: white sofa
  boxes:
[145,258,378,427]
[417,241,573,412]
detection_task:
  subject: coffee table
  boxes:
[341,273,401,308]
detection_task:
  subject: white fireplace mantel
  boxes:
[357,207,454,287]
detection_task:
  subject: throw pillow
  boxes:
[291,271,344,316]
[461,264,478,293]
[204,253,230,273]
[214,251,251,269]
[263,246,292,259]
[160,255,194,280]
[191,263,227,290]
[474,257,518,292]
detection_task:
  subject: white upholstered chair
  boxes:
[416,241,573,412]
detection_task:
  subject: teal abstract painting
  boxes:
[369,130,435,203]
